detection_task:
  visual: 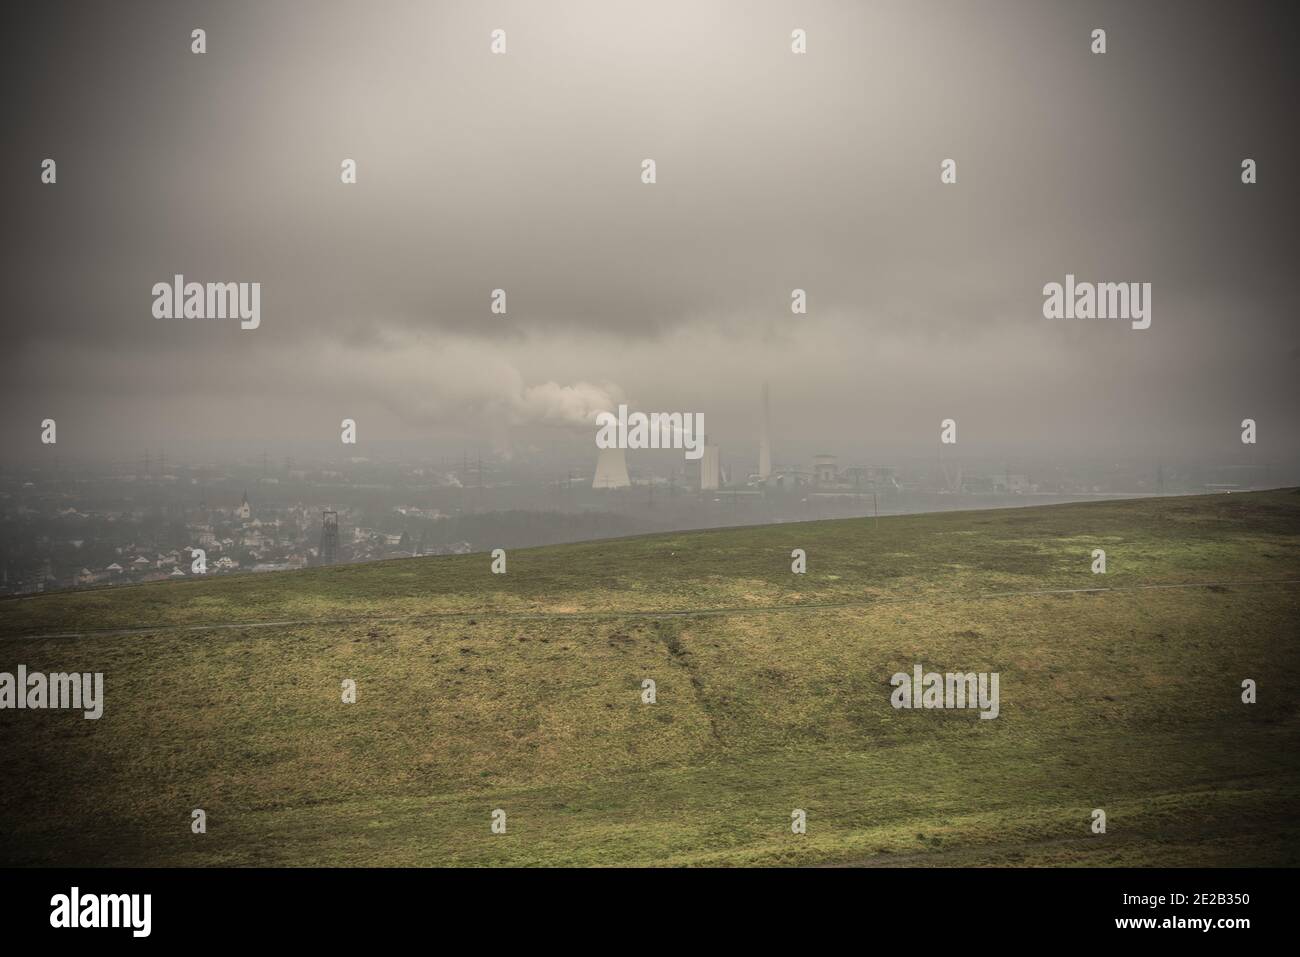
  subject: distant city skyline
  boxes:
[2,442,1270,597]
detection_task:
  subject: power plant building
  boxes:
[759,383,773,480]
[700,444,722,491]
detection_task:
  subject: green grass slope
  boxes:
[1,490,1298,866]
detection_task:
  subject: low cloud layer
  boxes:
[2,0,1297,466]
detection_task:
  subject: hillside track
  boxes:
[6,576,1299,641]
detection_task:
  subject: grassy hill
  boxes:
[2,490,1298,866]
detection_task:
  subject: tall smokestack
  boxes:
[758,382,772,480]
[701,442,721,491]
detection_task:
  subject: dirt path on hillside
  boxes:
[814,834,1139,867]
[4,577,1299,641]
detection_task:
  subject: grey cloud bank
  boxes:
[2,0,1297,465]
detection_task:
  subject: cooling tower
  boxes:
[592,447,631,489]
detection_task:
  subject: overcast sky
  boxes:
[3,0,1297,468]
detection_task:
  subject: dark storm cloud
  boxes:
[1,0,1297,461]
